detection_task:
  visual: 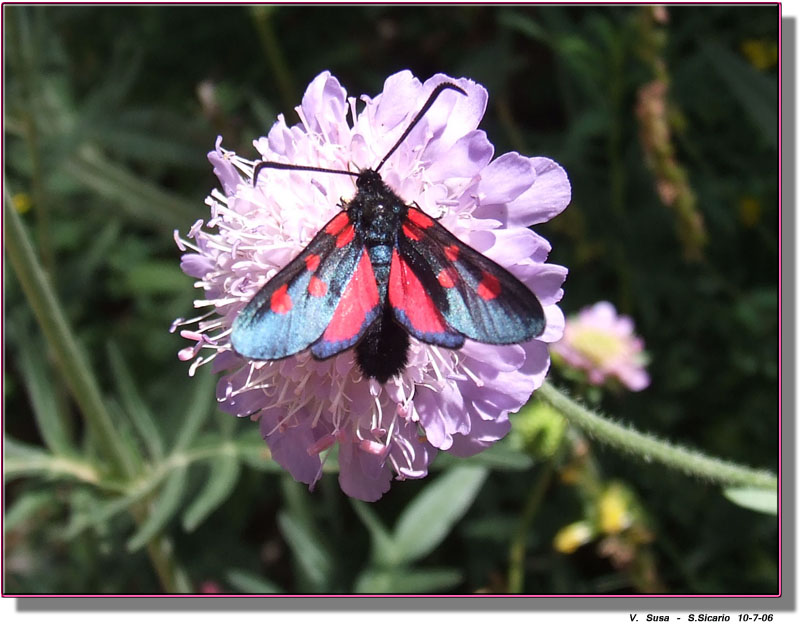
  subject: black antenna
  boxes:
[375,82,467,173]
[253,161,355,186]
[252,81,467,186]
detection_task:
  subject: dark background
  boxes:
[4,5,778,594]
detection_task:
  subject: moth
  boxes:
[231,82,545,383]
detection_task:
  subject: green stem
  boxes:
[537,381,777,490]
[130,506,193,593]
[507,456,558,593]
[6,8,55,273]
[4,186,137,479]
[250,6,297,116]
[5,188,194,591]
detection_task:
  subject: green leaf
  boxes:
[62,147,197,229]
[4,191,138,478]
[277,510,333,590]
[4,437,101,484]
[182,457,241,532]
[225,569,283,594]
[125,261,192,295]
[389,467,488,566]
[354,567,462,594]
[127,465,189,552]
[350,499,395,565]
[172,367,214,453]
[723,486,777,515]
[498,10,551,44]
[432,443,534,471]
[63,474,161,540]
[107,342,165,461]
[703,42,777,148]
[16,334,75,456]
[4,490,56,532]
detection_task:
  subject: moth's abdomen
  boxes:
[354,307,410,383]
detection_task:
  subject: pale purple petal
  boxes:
[477,152,536,206]
[448,414,511,457]
[425,130,494,181]
[503,157,572,227]
[180,253,215,278]
[338,439,393,502]
[260,411,323,486]
[208,148,241,196]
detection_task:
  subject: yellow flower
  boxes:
[598,484,633,535]
[554,521,595,554]
[741,39,778,71]
[738,196,762,228]
[12,193,32,214]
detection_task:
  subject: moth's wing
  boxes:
[310,249,382,359]
[231,211,370,360]
[393,207,545,344]
[387,209,465,349]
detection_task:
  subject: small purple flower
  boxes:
[551,302,650,391]
[173,70,571,501]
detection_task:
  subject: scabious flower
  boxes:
[551,302,649,391]
[173,70,570,501]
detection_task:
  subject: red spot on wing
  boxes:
[389,250,449,334]
[308,275,327,297]
[336,224,355,248]
[270,284,292,314]
[407,207,434,229]
[324,212,350,235]
[402,223,421,241]
[477,272,501,300]
[437,267,458,289]
[304,254,321,272]
[444,244,460,261]
[321,251,379,343]
[402,208,435,242]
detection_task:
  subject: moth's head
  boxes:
[355,168,388,195]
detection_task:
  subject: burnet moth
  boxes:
[231,82,545,383]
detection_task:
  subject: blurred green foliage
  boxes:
[4,5,778,594]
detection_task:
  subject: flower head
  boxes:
[551,301,649,391]
[173,70,570,500]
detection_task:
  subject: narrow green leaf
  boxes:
[225,569,283,594]
[63,147,197,229]
[350,500,395,565]
[4,490,55,532]
[63,474,162,540]
[354,567,462,594]
[84,125,201,167]
[127,466,188,552]
[703,42,777,148]
[182,457,241,532]
[16,334,75,456]
[107,342,165,461]
[723,486,778,516]
[277,510,333,590]
[4,189,137,478]
[391,467,488,566]
[432,442,533,471]
[125,261,191,295]
[497,10,551,45]
[172,367,214,453]
[4,437,101,485]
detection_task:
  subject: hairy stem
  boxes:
[537,381,777,490]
